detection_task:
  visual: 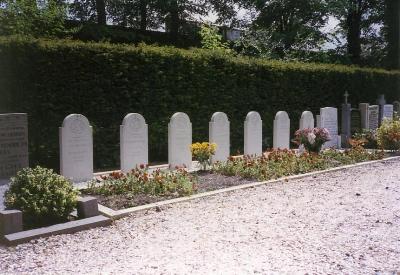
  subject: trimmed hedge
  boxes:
[1,36,399,171]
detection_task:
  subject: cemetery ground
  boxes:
[1,158,400,274]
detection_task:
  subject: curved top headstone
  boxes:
[170,112,191,126]
[62,114,91,135]
[120,113,148,172]
[275,111,289,121]
[300,111,314,130]
[211,112,229,123]
[246,111,262,123]
[122,113,146,129]
[60,114,93,182]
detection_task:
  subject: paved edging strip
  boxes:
[2,215,112,246]
[98,156,400,220]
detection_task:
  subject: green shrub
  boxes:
[0,36,399,171]
[4,166,79,227]
[376,118,400,150]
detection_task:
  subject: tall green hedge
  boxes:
[1,36,399,171]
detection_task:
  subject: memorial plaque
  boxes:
[0,113,28,179]
[273,111,290,149]
[120,113,148,173]
[244,111,262,156]
[368,105,379,131]
[359,103,369,130]
[209,112,230,163]
[168,112,192,169]
[350,109,361,135]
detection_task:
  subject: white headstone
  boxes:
[320,107,338,149]
[244,111,262,156]
[359,103,369,130]
[273,111,290,149]
[120,113,148,173]
[299,111,314,130]
[209,112,230,163]
[168,112,192,169]
[316,115,321,128]
[60,114,93,182]
[383,104,394,120]
[0,113,29,179]
[368,105,379,130]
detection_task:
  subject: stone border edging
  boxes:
[98,156,400,220]
[1,215,112,246]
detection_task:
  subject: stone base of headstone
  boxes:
[77,197,99,219]
[0,210,23,236]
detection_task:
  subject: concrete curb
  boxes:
[98,156,400,220]
[1,215,112,246]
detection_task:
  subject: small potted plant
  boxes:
[293,128,331,153]
[190,142,217,171]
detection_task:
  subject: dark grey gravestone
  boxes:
[341,92,351,148]
[0,114,29,179]
[368,105,379,131]
[393,101,400,115]
[377,94,386,126]
[351,109,362,135]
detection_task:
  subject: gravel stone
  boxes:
[1,159,400,274]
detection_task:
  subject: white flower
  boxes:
[307,132,316,145]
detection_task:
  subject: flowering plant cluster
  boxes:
[293,128,330,153]
[376,118,400,151]
[190,142,217,170]
[85,166,196,197]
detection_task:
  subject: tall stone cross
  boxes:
[344,91,349,104]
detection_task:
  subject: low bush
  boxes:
[84,167,195,197]
[377,118,400,150]
[4,166,79,227]
[191,142,217,170]
[352,129,378,149]
[212,148,383,181]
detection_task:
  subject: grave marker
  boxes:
[0,113,28,179]
[383,104,394,120]
[359,103,369,130]
[299,111,314,130]
[368,105,379,130]
[273,111,290,149]
[120,113,148,173]
[209,112,230,163]
[168,112,192,169]
[60,114,93,182]
[244,111,262,156]
[320,107,338,148]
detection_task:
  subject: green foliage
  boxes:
[352,129,378,149]
[212,148,383,181]
[0,36,399,171]
[84,168,195,196]
[199,25,230,52]
[0,0,67,37]
[376,118,400,150]
[4,166,79,227]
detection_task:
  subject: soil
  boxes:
[88,172,254,210]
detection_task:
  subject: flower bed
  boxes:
[82,148,385,211]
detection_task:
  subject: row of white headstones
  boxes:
[60,107,339,183]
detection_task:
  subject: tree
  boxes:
[0,0,67,37]
[328,0,385,65]
[96,0,106,24]
[236,0,328,57]
[385,0,400,69]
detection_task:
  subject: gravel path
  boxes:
[1,159,400,274]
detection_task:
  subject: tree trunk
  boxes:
[169,0,180,42]
[386,0,400,69]
[346,9,362,64]
[96,0,107,25]
[139,0,147,31]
